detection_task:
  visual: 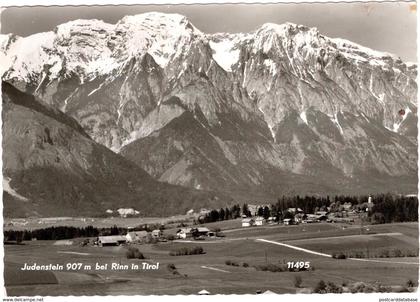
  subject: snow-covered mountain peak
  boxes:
[55,18,114,37]
[118,12,200,33]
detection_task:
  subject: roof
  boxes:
[262,290,277,295]
[177,228,193,233]
[242,218,253,223]
[151,229,161,233]
[255,216,265,221]
[197,227,210,232]
[283,218,291,221]
[287,207,303,212]
[198,289,210,295]
[98,235,126,243]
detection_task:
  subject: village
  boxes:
[84,196,376,247]
[4,194,418,296]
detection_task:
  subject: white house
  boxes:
[242,218,254,227]
[126,231,148,243]
[255,216,265,226]
[177,228,194,239]
[116,208,140,217]
[267,217,276,225]
[283,218,292,225]
[287,208,304,214]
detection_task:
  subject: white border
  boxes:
[0,1,418,302]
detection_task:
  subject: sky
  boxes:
[0,2,417,62]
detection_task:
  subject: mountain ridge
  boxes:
[1,12,417,203]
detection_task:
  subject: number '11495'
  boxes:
[287,261,310,269]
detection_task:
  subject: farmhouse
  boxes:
[283,218,292,225]
[343,202,352,211]
[267,217,276,225]
[242,218,254,227]
[116,208,140,217]
[196,227,210,236]
[287,207,304,214]
[126,231,149,243]
[97,235,127,247]
[254,216,265,226]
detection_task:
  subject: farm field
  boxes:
[4,222,419,295]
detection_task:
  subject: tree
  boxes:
[219,208,225,221]
[242,203,251,217]
[224,207,230,220]
[284,211,294,220]
[263,206,271,219]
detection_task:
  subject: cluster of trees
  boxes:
[198,204,242,223]
[369,194,418,224]
[4,225,128,242]
[4,226,100,242]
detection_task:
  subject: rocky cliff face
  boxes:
[1,12,417,201]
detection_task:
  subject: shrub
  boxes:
[242,262,249,268]
[169,246,205,256]
[165,234,176,241]
[393,249,403,257]
[167,263,180,275]
[225,260,240,266]
[349,282,391,293]
[332,252,347,259]
[325,281,343,293]
[407,279,415,288]
[379,250,390,258]
[313,280,326,293]
[126,247,145,259]
[254,263,286,272]
[294,275,303,288]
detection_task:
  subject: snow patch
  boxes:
[3,177,28,201]
[328,112,344,135]
[299,110,308,125]
[259,107,276,142]
[88,81,106,96]
[209,39,240,72]
[263,59,277,76]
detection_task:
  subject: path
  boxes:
[256,238,419,265]
[200,266,230,273]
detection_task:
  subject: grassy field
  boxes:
[4,222,419,295]
[3,215,195,231]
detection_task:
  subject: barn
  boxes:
[177,228,194,239]
[97,235,127,247]
[242,218,254,227]
[126,231,149,243]
[254,217,265,226]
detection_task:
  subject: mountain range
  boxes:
[1,12,417,217]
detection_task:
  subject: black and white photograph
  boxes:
[0,0,418,298]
